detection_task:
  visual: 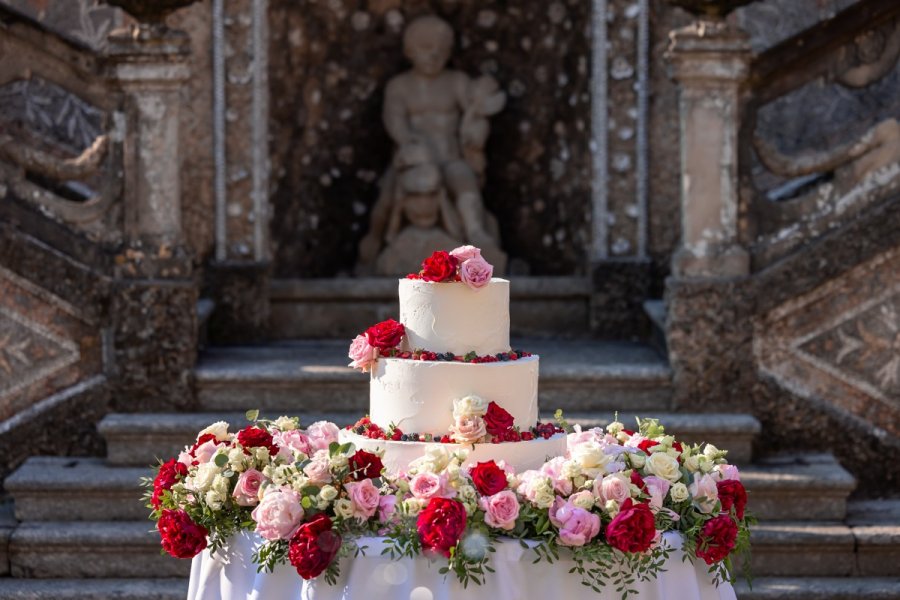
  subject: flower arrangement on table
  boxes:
[143,413,752,596]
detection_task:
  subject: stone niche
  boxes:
[268,0,592,277]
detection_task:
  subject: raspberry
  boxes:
[521,431,534,441]
[440,435,452,443]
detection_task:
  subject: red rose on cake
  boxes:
[365,318,405,350]
[417,497,467,558]
[483,401,514,436]
[157,509,208,559]
[289,514,342,579]
[421,250,458,282]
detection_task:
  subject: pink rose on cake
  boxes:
[449,245,482,262]
[348,335,378,372]
[479,490,520,530]
[344,479,380,522]
[459,255,493,290]
[450,414,487,443]
[252,487,305,541]
[410,471,456,500]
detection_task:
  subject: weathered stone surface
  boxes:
[9,521,190,578]
[733,577,900,600]
[0,579,189,600]
[748,522,857,577]
[854,524,900,577]
[5,457,146,521]
[0,499,14,577]
[590,259,653,339]
[204,261,271,343]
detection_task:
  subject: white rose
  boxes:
[334,498,355,520]
[205,489,226,511]
[289,475,311,494]
[670,482,689,503]
[561,459,582,479]
[192,462,220,492]
[228,447,249,472]
[606,421,624,435]
[698,455,714,473]
[410,446,450,473]
[199,421,230,442]
[646,452,681,482]
[605,499,620,518]
[703,444,725,460]
[571,441,611,476]
[254,447,271,464]
[684,455,700,473]
[531,479,555,509]
[273,416,297,431]
[629,453,645,469]
[402,498,425,516]
[319,485,339,502]
[452,395,488,419]
[571,491,595,511]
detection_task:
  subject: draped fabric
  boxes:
[188,531,737,600]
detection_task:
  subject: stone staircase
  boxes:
[1,339,899,599]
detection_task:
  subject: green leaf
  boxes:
[245,409,259,422]
[214,453,229,468]
[328,442,340,457]
[301,485,321,496]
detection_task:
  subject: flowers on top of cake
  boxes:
[406,245,493,290]
[348,317,532,373]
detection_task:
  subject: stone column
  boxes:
[664,21,754,411]
[667,21,751,278]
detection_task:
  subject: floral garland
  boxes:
[143,413,753,596]
[406,245,493,289]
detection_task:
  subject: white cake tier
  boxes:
[399,278,510,356]
[370,355,539,435]
[340,430,568,475]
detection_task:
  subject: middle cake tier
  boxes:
[370,356,539,435]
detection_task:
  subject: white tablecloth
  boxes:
[188,531,736,600]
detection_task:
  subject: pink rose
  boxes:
[594,473,630,504]
[479,490,520,531]
[251,487,305,541]
[549,497,601,547]
[274,430,312,460]
[459,256,493,290]
[643,476,671,511]
[540,456,573,496]
[449,245,481,262]
[450,415,487,444]
[345,479,380,522]
[689,473,719,514]
[306,421,340,452]
[567,427,605,452]
[348,334,378,372]
[713,464,741,482]
[192,440,224,465]
[410,472,455,500]
[378,495,398,523]
[303,455,333,484]
[233,469,265,507]
[177,450,193,467]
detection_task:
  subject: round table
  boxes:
[188,531,736,600]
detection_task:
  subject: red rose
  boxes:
[237,426,278,455]
[605,499,656,553]
[348,449,384,480]
[716,479,747,520]
[157,509,208,559]
[696,514,738,565]
[289,513,342,579]
[365,319,406,350]
[638,439,659,454]
[630,470,646,491]
[470,460,508,496]
[152,458,188,509]
[483,402,514,436]
[189,433,217,456]
[417,497,467,558]
[421,251,458,282]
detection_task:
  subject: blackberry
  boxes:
[354,426,365,435]
[400,434,409,442]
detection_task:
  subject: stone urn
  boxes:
[665,0,756,18]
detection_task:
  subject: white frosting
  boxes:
[399,278,510,356]
[370,356,539,435]
[340,430,568,475]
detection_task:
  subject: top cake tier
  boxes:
[398,278,510,356]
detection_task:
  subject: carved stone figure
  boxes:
[357,15,508,276]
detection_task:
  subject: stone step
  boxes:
[642,299,667,355]
[749,522,857,577]
[734,577,900,600]
[100,410,753,467]
[0,579,189,600]
[5,457,148,521]
[194,339,672,413]
[739,453,856,521]
[848,500,900,577]
[1,499,14,577]
[564,412,759,464]
[269,276,592,338]
[8,521,190,578]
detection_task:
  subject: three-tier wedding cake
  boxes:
[342,247,567,473]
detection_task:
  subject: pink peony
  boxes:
[348,334,378,372]
[450,415,487,443]
[232,468,265,507]
[192,440,224,465]
[567,427,605,451]
[479,490,520,531]
[459,256,493,290]
[251,488,305,541]
[302,454,333,484]
[643,476,671,511]
[378,495,398,523]
[306,421,340,452]
[345,479,380,522]
[449,245,482,262]
[594,473,631,505]
[409,472,455,500]
[540,456,573,496]
[274,430,312,460]
[549,497,601,547]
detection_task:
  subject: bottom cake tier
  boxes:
[340,430,568,474]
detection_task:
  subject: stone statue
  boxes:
[356,15,508,276]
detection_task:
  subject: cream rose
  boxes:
[670,482,689,503]
[646,452,682,482]
[452,395,488,419]
[198,421,231,442]
[450,415,487,444]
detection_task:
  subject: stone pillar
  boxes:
[106,28,198,411]
[664,21,754,411]
[667,21,751,278]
